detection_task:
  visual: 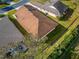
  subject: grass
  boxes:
[46,25,66,43]
[37,0,48,4]
[34,25,66,59]
[0,14,5,18]
[12,0,20,2]
[7,10,16,15]
[31,0,48,4]
[41,14,79,59]
[61,1,77,9]
[0,4,9,8]
[49,25,79,59]
[34,24,66,58]
[47,32,74,59]
[71,40,79,59]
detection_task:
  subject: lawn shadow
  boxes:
[45,24,67,45]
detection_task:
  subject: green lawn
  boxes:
[0,4,9,8]
[48,26,79,59]
[40,14,79,59]
[0,14,5,18]
[61,1,77,9]
[31,0,48,4]
[46,25,66,43]
[12,0,20,2]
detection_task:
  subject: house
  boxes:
[15,5,58,39]
[53,1,69,17]
[0,16,24,47]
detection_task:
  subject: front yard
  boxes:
[31,0,48,4]
[0,4,9,8]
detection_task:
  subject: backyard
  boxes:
[48,25,79,59]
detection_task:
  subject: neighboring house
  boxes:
[31,0,69,17]
[15,5,58,39]
[53,1,69,17]
[0,0,12,4]
[0,16,24,47]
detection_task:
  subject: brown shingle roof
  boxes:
[15,5,58,38]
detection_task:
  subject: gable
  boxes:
[15,5,58,39]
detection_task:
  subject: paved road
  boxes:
[0,0,29,14]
